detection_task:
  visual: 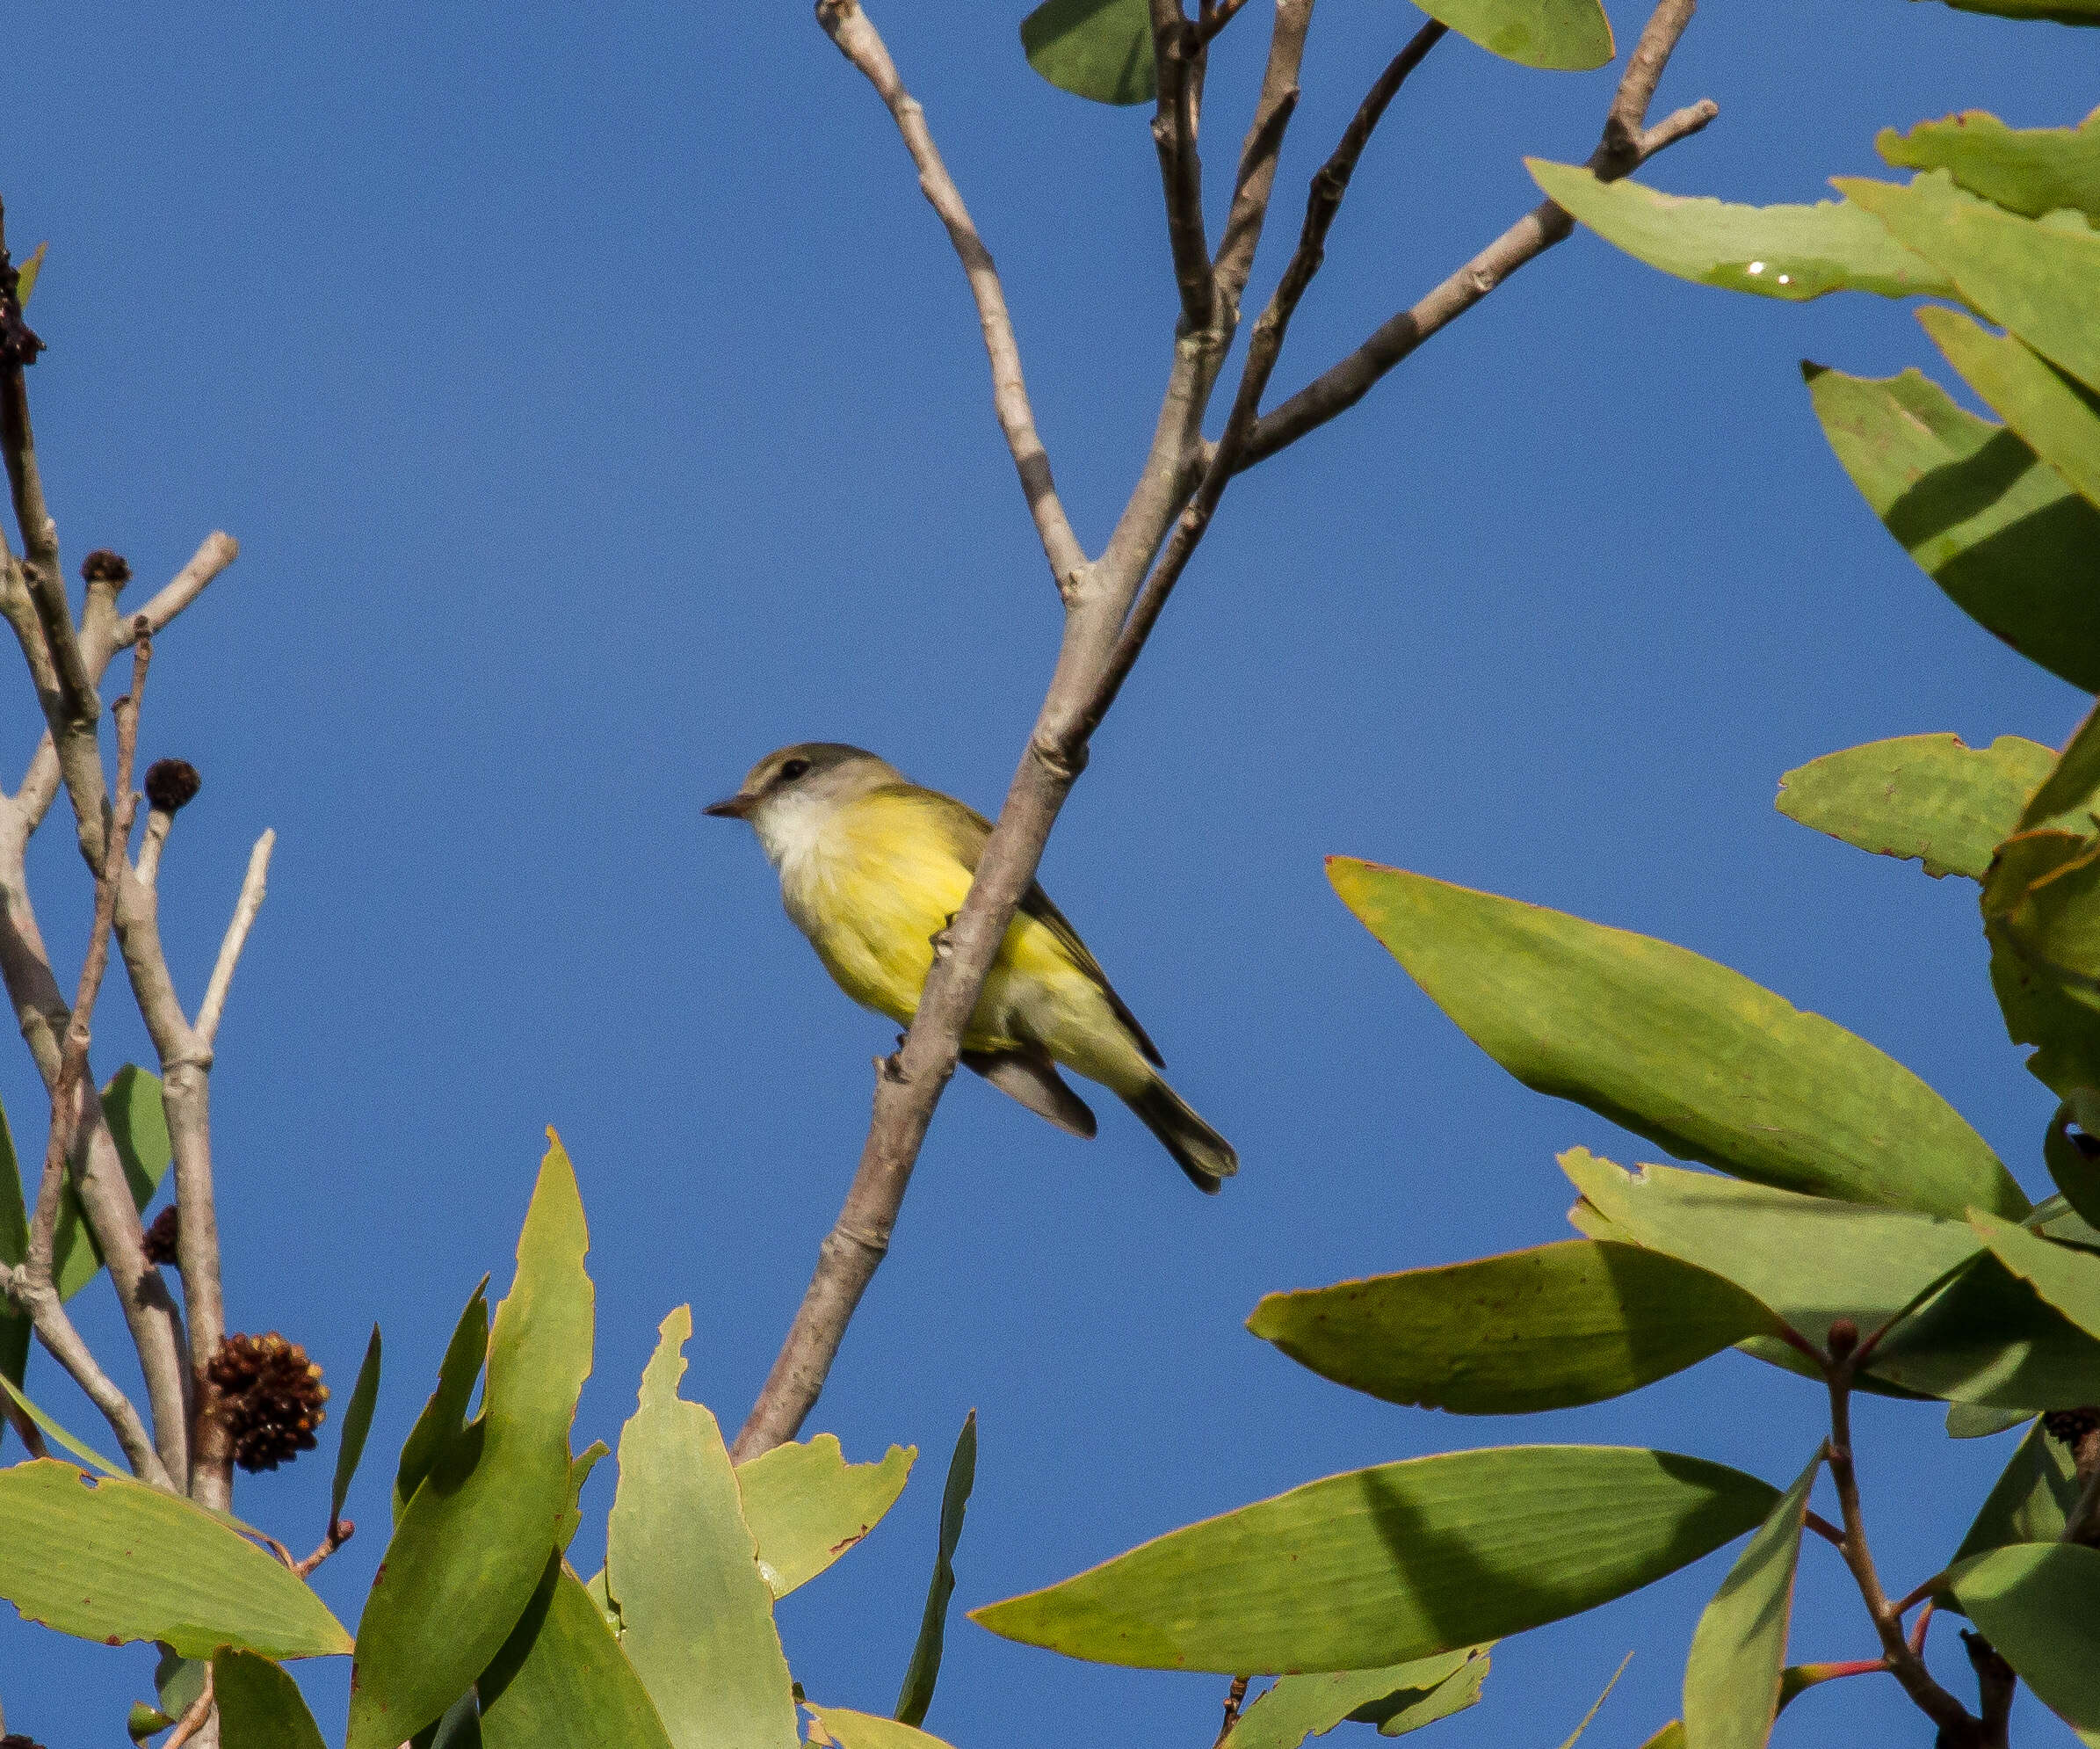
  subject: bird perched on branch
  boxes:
[706,743,1235,1192]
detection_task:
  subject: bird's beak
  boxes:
[703,791,756,820]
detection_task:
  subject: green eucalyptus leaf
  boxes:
[1329,858,2023,1217]
[0,1459,351,1658]
[970,1446,1779,1674]
[1020,0,1154,106]
[1416,0,1611,71]
[1639,1727,1686,1749]
[1559,1150,1984,1348]
[736,1432,915,1598]
[808,1707,954,1749]
[1906,0,2100,34]
[330,1324,381,1531]
[416,1690,483,1749]
[2022,700,2100,831]
[896,1410,977,1728]
[1805,364,2100,692]
[1952,1417,2079,1568]
[394,1277,489,1522]
[1970,1209,2100,1338]
[1682,1453,1817,1749]
[2045,1093,2100,1227]
[1249,1239,1776,1414]
[1229,1649,1492,1747]
[1880,111,2100,226]
[213,1650,328,1749]
[478,1555,676,1749]
[1983,832,2100,1095]
[560,1440,609,1551]
[0,1369,124,1475]
[1949,1543,2100,1731]
[127,1701,176,1741]
[1776,734,2057,880]
[1869,1243,2100,1409]
[1920,306,2100,511]
[605,1306,798,1749]
[1947,1402,2034,1437]
[51,1069,172,1303]
[1525,160,1952,299]
[1839,174,2100,395]
[348,1136,596,1749]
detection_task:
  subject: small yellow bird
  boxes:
[706,743,1235,1192]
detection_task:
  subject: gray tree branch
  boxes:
[815,0,1088,591]
[1238,3,1715,468]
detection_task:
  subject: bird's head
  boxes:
[704,743,902,864]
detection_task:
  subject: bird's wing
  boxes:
[962,1049,1098,1138]
[908,784,1166,1069]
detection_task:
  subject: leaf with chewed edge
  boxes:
[736,1433,914,1598]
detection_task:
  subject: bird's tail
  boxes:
[1123,1076,1237,1194]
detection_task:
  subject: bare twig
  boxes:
[296,1515,356,1578]
[1199,0,1253,41]
[1212,0,1315,309]
[1210,1674,1250,1749]
[1805,1510,1845,1549]
[195,831,274,1047]
[1150,0,1216,333]
[1909,1599,1935,1658]
[5,640,173,1487]
[162,1666,215,1749]
[1238,4,1715,468]
[1821,1323,1979,1743]
[0,1369,48,1457]
[814,0,1086,591]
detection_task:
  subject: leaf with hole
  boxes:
[606,1307,797,1749]
[736,1432,914,1599]
[1775,734,2057,880]
[971,1446,1778,1673]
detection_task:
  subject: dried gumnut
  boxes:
[2045,1408,2100,1447]
[2,1734,50,1749]
[143,759,201,815]
[141,1205,179,1267]
[207,1332,329,1474]
[80,550,131,587]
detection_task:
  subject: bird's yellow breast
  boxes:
[777,788,1093,1056]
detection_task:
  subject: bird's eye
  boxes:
[778,758,812,782]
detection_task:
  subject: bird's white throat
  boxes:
[749,786,838,879]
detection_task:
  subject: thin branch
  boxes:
[195,831,274,1047]
[162,1666,215,1749]
[1199,0,1253,40]
[1960,1630,2016,1749]
[1093,18,1447,717]
[6,639,173,1487]
[814,0,1087,590]
[1212,0,1315,309]
[1149,0,1216,333]
[1210,1675,1250,1749]
[1238,2,1715,468]
[295,1515,355,1578]
[1805,1510,1845,1549]
[17,531,240,831]
[1821,1323,1978,1742]
[1892,1573,1947,1620]
[1909,1600,1936,1658]
[0,1383,48,1458]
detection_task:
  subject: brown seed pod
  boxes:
[80,550,131,587]
[207,1332,329,1473]
[143,759,201,815]
[2,1733,51,1749]
[2044,1407,2100,1448]
[141,1205,180,1268]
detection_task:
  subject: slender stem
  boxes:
[162,1667,216,1749]
[1238,2,1715,468]
[1210,1675,1249,1749]
[195,832,274,1046]
[1150,0,1216,333]
[1821,1326,1978,1741]
[814,0,1086,591]
[1804,1510,1845,1549]
[1212,0,1315,310]
[295,1515,356,1578]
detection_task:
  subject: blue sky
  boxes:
[2,2,2096,1745]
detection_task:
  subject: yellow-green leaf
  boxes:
[1225,1650,1488,1749]
[1983,831,2100,1095]
[1806,363,2100,693]
[349,1135,596,1749]
[1416,0,1611,71]
[1249,1239,1776,1414]
[1526,160,1952,300]
[479,1556,675,1749]
[0,1459,351,1659]
[214,1650,328,1749]
[606,1307,798,1749]
[1777,734,2057,880]
[971,1447,1778,1674]
[1020,0,1154,105]
[895,1410,976,1729]
[1880,111,2100,227]
[1682,1453,1817,1749]
[1329,858,2023,1218]
[736,1432,914,1598]
[1920,306,2100,511]
[808,1707,955,1749]
[1949,1543,2100,1731]
[1952,1417,2079,1567]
